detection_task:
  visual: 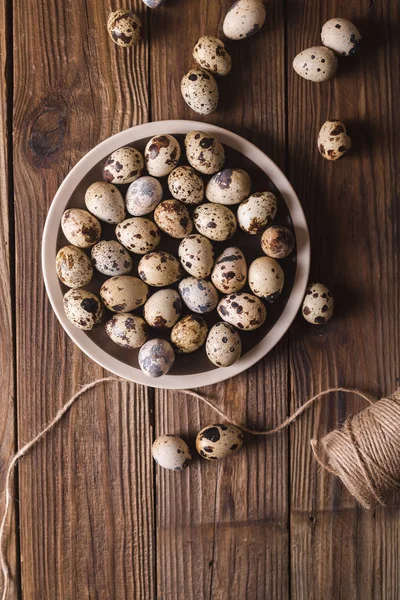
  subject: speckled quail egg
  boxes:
[196,424,244,460]
[248,257,284,302]
[185,130,225,175]
[192,36,232,77]
[144,289,182,328]
[318,120,351,161]
[91,240,132,276]
[217,292,266,330]
[261,225,295,259]
[142,0,166,7]
[321,18,361,57]
[138,339,175,378]
[63,288,104,330]
[237,191,277,234]
[107,9,141,47]
[193,203,237,241]
[206,322,242,367]
[293,46,338,82]
[100,275,149,312]
[171,314,208,353]
[168,166,204,205]
[154,200,193,238]
[56,246,93,288]
[178,234,214,278]
[302,282,334,324]
[144,135,181,177]
[181,69,219,115]
[206,169,251,205]
[223,0,266,40]
[152,435,191,471]
[103,147,144,184]
[138,251,183,287]
[105,313,149,348]
[178,277,219,314]
[84,182,126,224]
[61,209,102,248]
[126,176,163,216]
[211,247,247,294]
[115,217,161,254]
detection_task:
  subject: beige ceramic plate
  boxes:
[42,120,310,389]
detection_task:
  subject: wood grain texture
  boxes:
[287,0,400,598]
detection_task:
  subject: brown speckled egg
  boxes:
[103,147,144,184]
[237,192,277,234]
[261,225,295,259]
[178,277,219,314]
[178,234,214,278]
[168,166,204,205]
[61,209,101,248]
[144,289,182,329]
[91,240,132,276]
[138,251,183,287]
[63,288,104,330]
[105,313,148,348]
[217,292,266,330]
[206,168,251,205]
[318,120,351,161]
[152,434,191,470]
[223,0,266,40]
[126,176,163,216]
[144,135,181,177]
[171,314,208,353]
[185,130,225,175]
[196,424,244,460]
[100,275,149,312]
[115,217,161,254]
[211,247,247,293]
[56,246,93,288]
[193,203,237,241]
[138,339,175,378]
[302,282,334,324]
[206,322,242,367]
[154,200,193,239]
[107,10,141,47]
[248,256,284,302]
[181,69,219,115]
[193,36,232,77]
[293,46,338,82]
[84,182,126,224]
[321,18,361,57]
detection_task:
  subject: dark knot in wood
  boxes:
[29,107,67,162]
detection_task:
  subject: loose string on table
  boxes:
[1,377,400,600]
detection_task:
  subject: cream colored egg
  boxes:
[206,322,242,367]
[103,147,144,184]
[144,289,182,328]
[184,130,225,175]
[100,275,149,312]
[261,225,295,258]
[217,292,266,330]
[105,313,149,348]
[154,200,193,239]
[138,251,183,287]
[63,288,104,330]
[248,256,284,302]
[61,209,102,248]
[107,9,141,47]
[144,134,181,177]
[211,247,247,293]
[193,36,232,77]
[293,46,338,82]
[181,69,219,115]
[223,0,266,40]
[171,314,208,353]
[321,18,361,57]
[237,191,277,234]
[84,182,125,224]
[206,169,251,205]
[126,176,163,216]
[302,282,334,324]
[56,246,93,288]
[318,120,351,161]
[138,339,175,378]
[193,203,237,241]
[152,434,191,470]
[178,277,219,314]
[91,240,132,276]
[115,217,161,254]
[168,166,204,205]
[178,234,214,278]
[196,424,244,460]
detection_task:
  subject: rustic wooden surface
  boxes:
[1,0,399,598]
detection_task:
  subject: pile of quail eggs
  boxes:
[57,130,303,379]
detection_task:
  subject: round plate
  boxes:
[42,120,310,389]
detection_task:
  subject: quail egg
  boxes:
[217,292,266,330]
[211,247,247,293]
[144,289,182,328]
[61,209,101,248]
[103,147,144,184]
[261,225,295,258]
[178,277,219,313]
[237,191,277,234]
[196,424,244,460]
[171,314,208,353]
[321,18,361,57]
[105,313,149,348]
[138,339,175,378]
[206,322,242,367]
[100,275,149,312]
[152,435,191,471]
[138,251,183,287]
[185,130,225,175]
[248,256,284,302]
[192,36,232,77]
[181,69,219,115]
[168,166,204,205]
[193,203,237,241]
[223,0,266,40]
[144,135,181,177]
[63,288,104,330]
[154,200,193,238]
[126,176,163,216]
[293,46,338,82]
[178,234,214,278]
[206,169,251,205]
[91,240,132,276]
[302,282,334,324]
[318,120,351,161]
[56,246,93,289]
[107,9,141,47]
[115,217,161,254]
[84,182,126,224]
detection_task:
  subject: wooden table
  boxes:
[1,0,399,597]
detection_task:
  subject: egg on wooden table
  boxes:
[144,289,182,329]
[61,209,102,248]
[248,256,284,302]
[154,200,193,239]
[171,314,208,353]
[105,313,149,348]
[107,9,141,47]
[139,339,175,378]
[168,166,204,205]
[293,46,338,82]
[196,424,244,460]
[261,225,295,259]
[211,247,247,294]
[206,322,242,367]
[152,435,191,471]
[144,134,181,177]
[115,217,161,254]
[217,292,266,330]
[237,191,277,234]
[185,130,225,175]
[126,176,163,216]
[100,275,149,312]
[178,277,219,314]
[56,246,93,288]
[318,120,351,161]
[181,69,219,115]
[192,36,232,77]
[321,18,361,57]
[178,234,214,278]
[223,0,266,40]
[63,289,104,330]
[206,169,251,205]
[193,203,237,241]
[103,147,144,184]
[85,181,126,224]
[138,251,183,287]
[91,240,132,276]
[302,282,334,324]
